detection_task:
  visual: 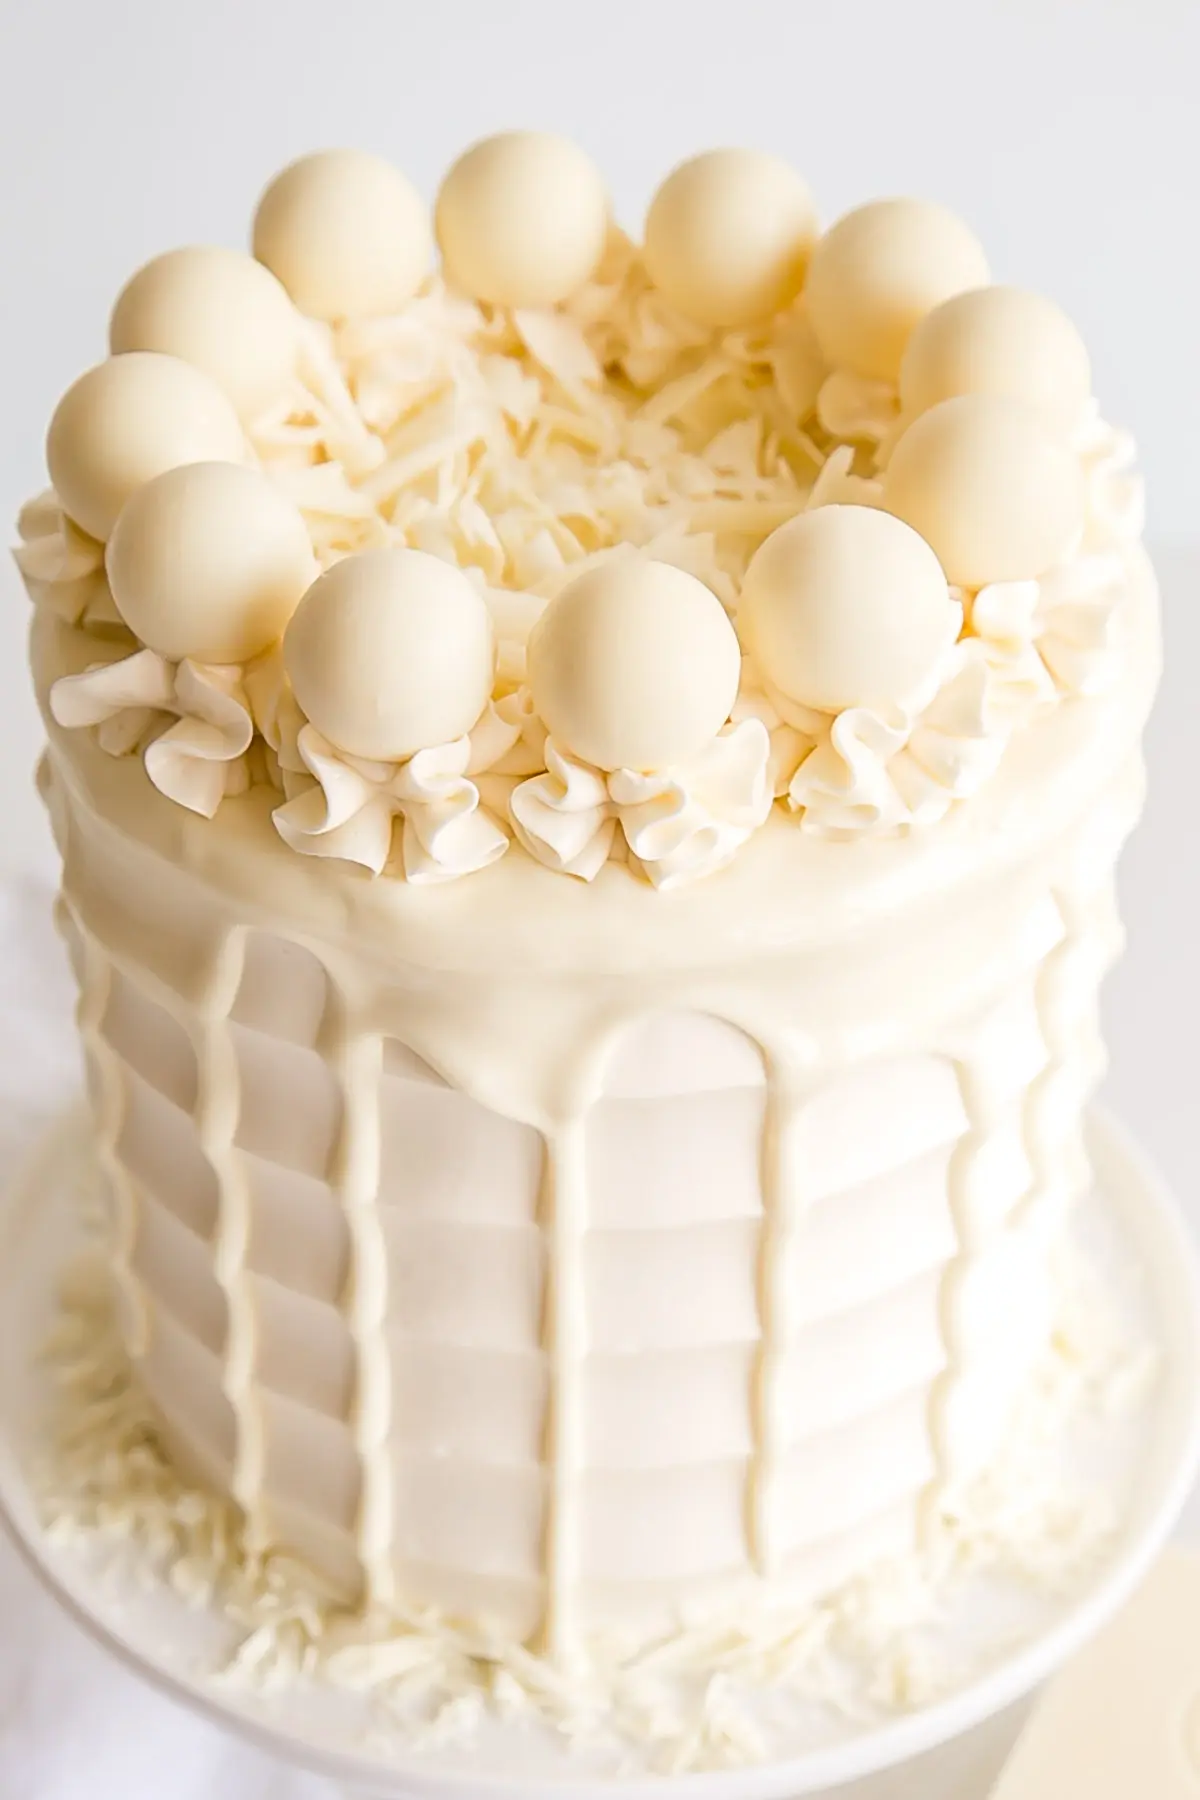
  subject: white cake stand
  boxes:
[1,1108,1198,1800]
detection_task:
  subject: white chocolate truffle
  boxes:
[110,246,301,422]
[643,148,817,328]
[899,285,1093,433]
[527,558,740,773]
[805,199,990,382]
[106,462,317,664]
[284,548,495,761]
[740,505,956,715]
[252,149,431,321]
[46,353,247,543]
[884,395,1087,589]
[435,131,609,309]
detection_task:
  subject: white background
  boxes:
[0,2,1197,1796]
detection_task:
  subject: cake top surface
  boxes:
[19,135,1149,898]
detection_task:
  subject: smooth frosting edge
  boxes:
[30,548,1160,980]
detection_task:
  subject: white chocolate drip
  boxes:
[538,1121,587,1661]
[191,929,263,1526]
[59,901,148,1357]
[324,1009,394,1607]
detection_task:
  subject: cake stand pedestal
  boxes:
[1,1109,1199,1800]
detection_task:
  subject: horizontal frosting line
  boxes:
[127,1151,963,1367]
[134,1279,947,1477]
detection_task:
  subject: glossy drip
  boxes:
[323,1008,394,1608]
[538,1120,587,1663]
[61,899,148,1358]
[748,1056,807,1577]
[191,929,264,1530]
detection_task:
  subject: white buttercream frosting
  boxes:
[30,537,1159,1709]
[49,649,254,818]
[816,368,900,445]
[511,717,773,887]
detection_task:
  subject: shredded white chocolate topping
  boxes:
[255,236,827,614]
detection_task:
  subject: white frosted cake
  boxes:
[18,138,1155,1681]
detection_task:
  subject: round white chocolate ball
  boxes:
[884,395,1087,589]
[284,548,495,761]
[435,131,609,309]
[898,285,1092,433]
[106,461,317,664]
[46,353,248,543]
[110,245,301,423]
[643,148,817,328]
[805,199,990,382]
[740,504,956,715]
[252,149,431,321]
[527,558,740,773]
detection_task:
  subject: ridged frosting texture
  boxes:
[17,136,1145,886]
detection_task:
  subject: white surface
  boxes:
[2,1093,1199,1800]
[1,4,1198,1795]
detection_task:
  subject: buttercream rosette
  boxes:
[510,717,773,889]
[49,648,256,818]
[265,693,528,883]
[971,550,1128,700]
[815,374,1144,544]
[14,492,122,630]
[745,545,1128,842]
[515,555,768,887]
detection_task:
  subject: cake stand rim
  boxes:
[0,1104,1197,1800]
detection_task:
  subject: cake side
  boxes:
[35,571,1150,1650]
